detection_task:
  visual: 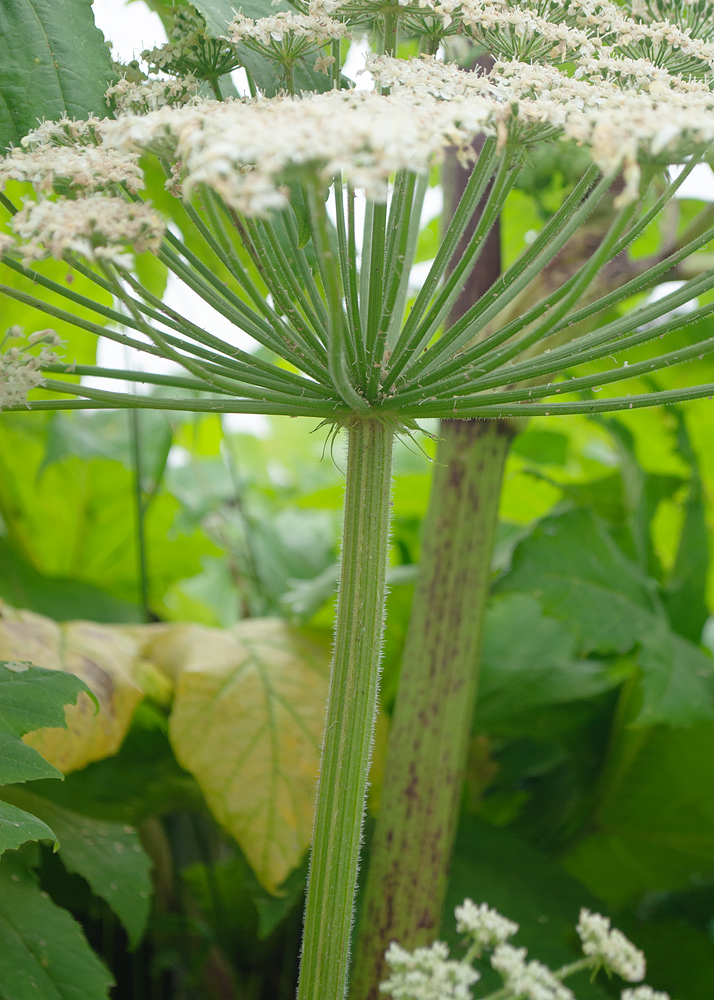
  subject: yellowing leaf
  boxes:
[0,603,145,774]
[168,618,330,892]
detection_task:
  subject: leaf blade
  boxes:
[0,789,152,948]
[0,850,113,1000]
[168,618,330,892]
[0,0,115,149]
[0,661,88,785]
[0,800,56,854]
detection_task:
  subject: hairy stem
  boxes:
[350,417,511,999]
[297,417,394,1000]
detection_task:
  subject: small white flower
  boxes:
[106,75,200,115]
[577,910,646,982]
[229,11,348,47]
[0,145,144,196]
[380,941,480,1000]
[11,195,165,266]
[454,899,519,954]
[491,944,573,1000]
[0,328,61,410]
[622,988,670,1000]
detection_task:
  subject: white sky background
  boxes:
[87,1,714,421]
[93,0,166,63]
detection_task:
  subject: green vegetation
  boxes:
[1,1,714,998]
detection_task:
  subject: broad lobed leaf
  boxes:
[499,508,714,726]
[166,617,330,892]
[0,0,115,150]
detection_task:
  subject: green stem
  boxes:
[208,76,224,101]
[350,418,512,1000]
[309,184,369,412]
[297,417,394,1000]
[383,138,498,392]
[382,6,399,57]
[129,408,151,622]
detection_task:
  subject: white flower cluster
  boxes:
[458,0,598,58]
[103,88,497,212]
[577,909,646,982]
[380,941,480,1000]
[101,44,714,213]
[569,0,714,72]
[0,145,143,196]
[491,944,574,1000]
[622,988,670,1000]
[106,75,200,114]
[20,116,107,149]
[369,53,714,204]
[454,899,519,954]
[10,194,165,267]
[0,327,61,410]
[229,10,348,46]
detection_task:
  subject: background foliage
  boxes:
[2,0,714,997]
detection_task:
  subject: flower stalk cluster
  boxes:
[380,900,666,1000]
[0,328,61,410]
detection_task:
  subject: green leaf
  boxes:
[0,661,88,785]
[662,411,709,643]
[499,509,658,654]
[0,0,115,150]
[618,917,714,1000]
[0,800,56,854]
[0,788,152,948]
[564,719,714,908]
[0,412,216,611]
[499,509,714,726]
[511,429,569,466]
[473,595,621,731]
[0,538,141,624]
[637,629,714,727]
[168,618,330,892]
[0,850,113,1000]
[246,858,307,940]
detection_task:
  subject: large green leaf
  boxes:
[0,539,141,624]
[499,509,714,726]
[0,850,113,1000]
[0,412,217,610]
[0,800,56,854]
[0,788,152,948]
[167,618,330,892]
[661,412,709,643]
[499,509,658,653]
[617,917,714,1000]
[0,661,88,785]
[474,594,620,731]
[564,720,714,908]
[0,0,115,150]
